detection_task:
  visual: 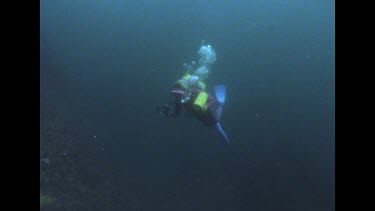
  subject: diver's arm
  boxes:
[169,94,183,118]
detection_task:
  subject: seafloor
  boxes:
[40,69,138,211]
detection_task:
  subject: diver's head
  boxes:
[183,74,191,80]
[182,74,198,84]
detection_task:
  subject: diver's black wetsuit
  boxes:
[169,88,220,126]
[183,101,219,126]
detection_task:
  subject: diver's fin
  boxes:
[216,106,223,122]
[216,122,230,144]
[215,85,229,144]
[215,85,226,105]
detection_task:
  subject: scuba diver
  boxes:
[158,43,230,144]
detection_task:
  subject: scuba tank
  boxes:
[193,91,208,111]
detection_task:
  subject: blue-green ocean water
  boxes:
[40,0,334,210]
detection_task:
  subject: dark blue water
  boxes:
[40,0,334,210]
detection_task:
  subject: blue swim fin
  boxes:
[216,122,230,144]
[215,85,226,105]
[215,85,230,144]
